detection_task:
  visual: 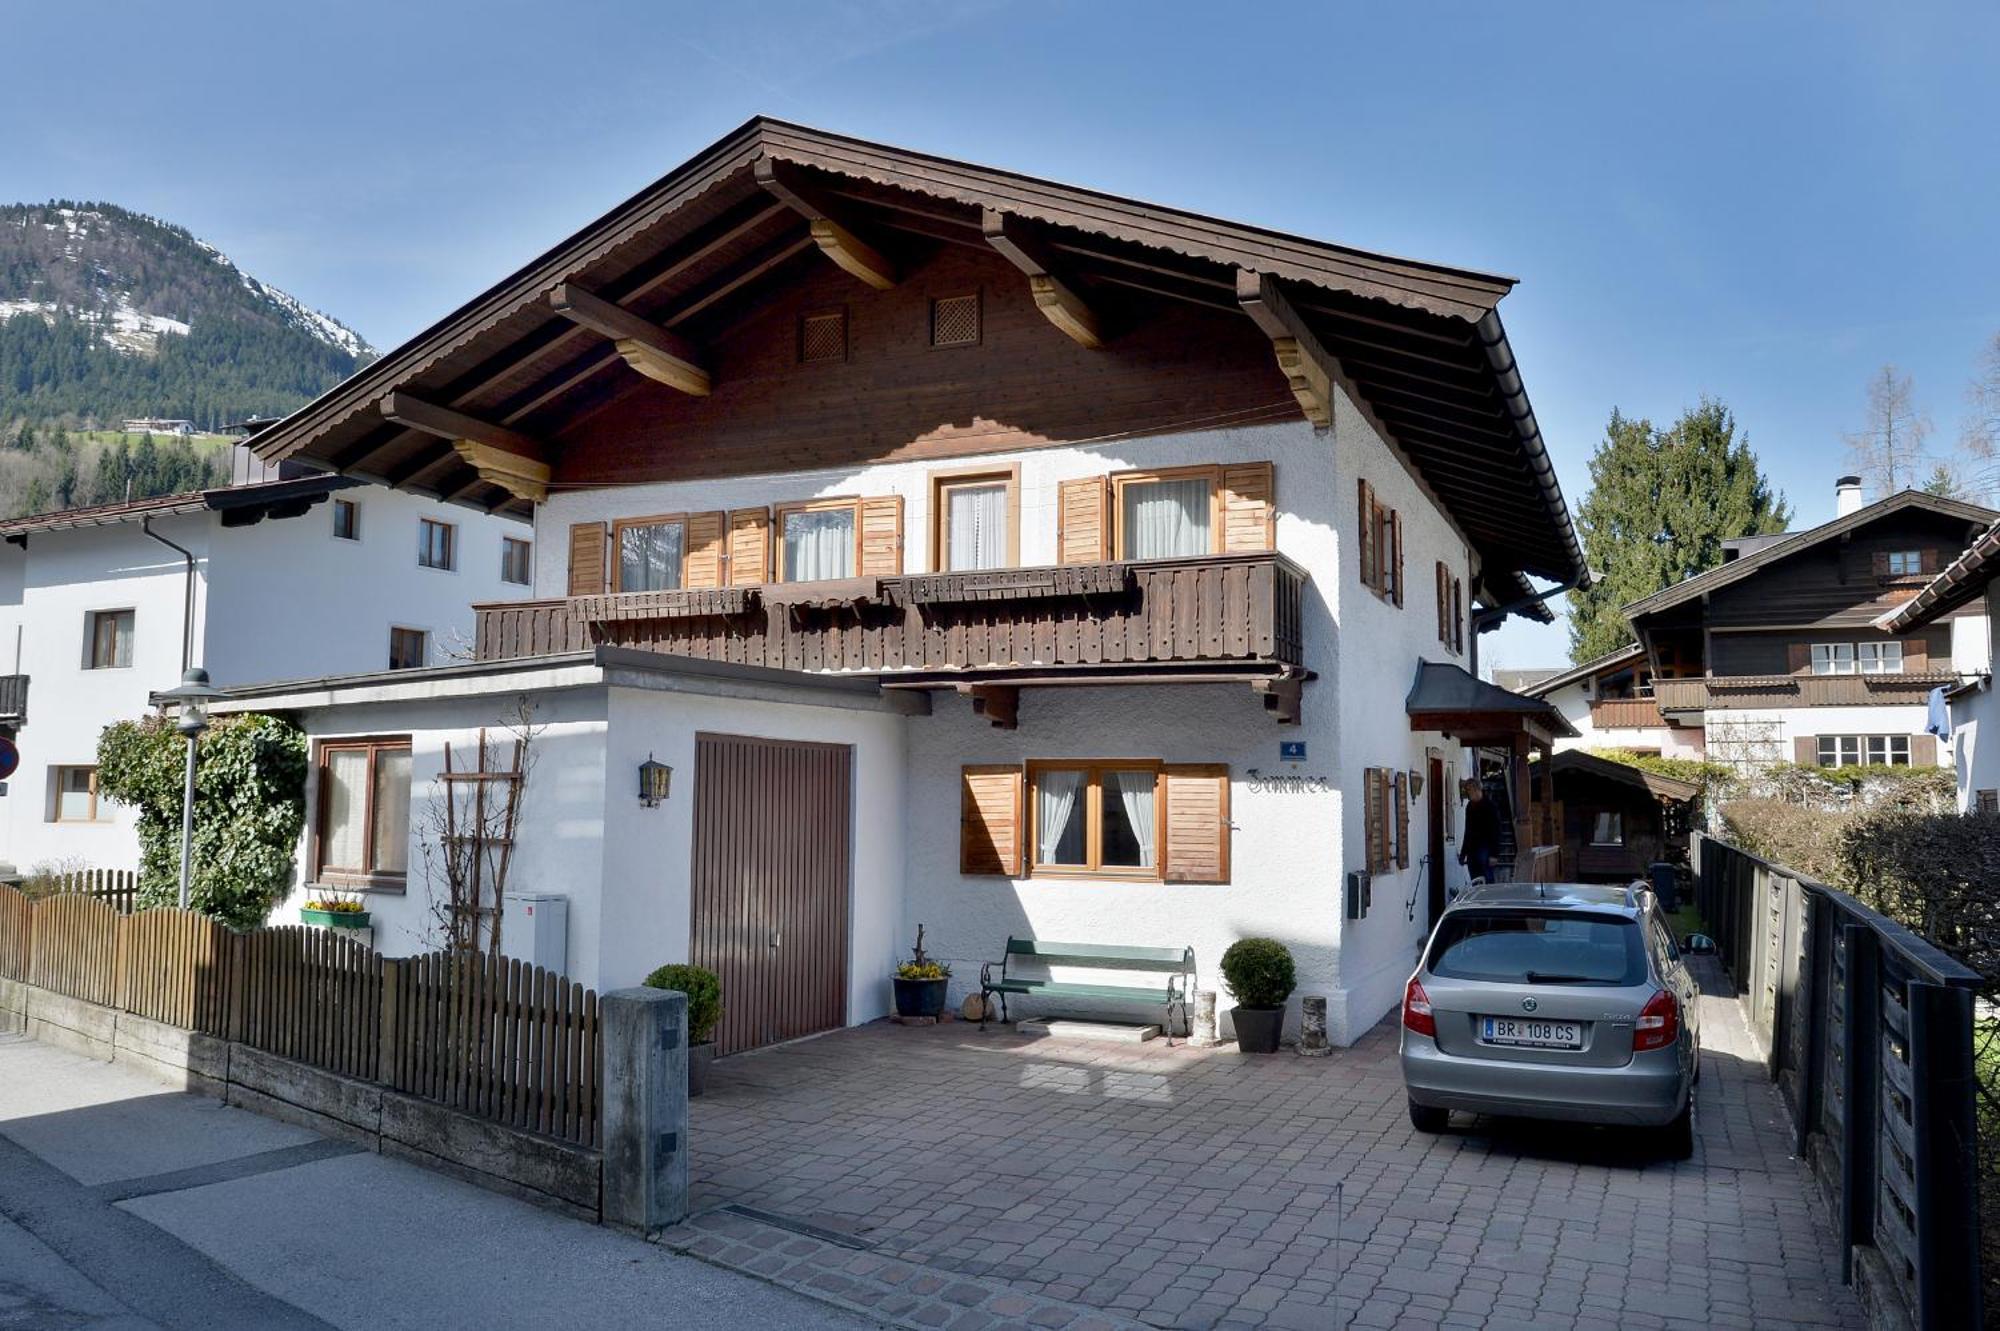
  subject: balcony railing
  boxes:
[474,552,1308,680]
[1653,672,1959,714]
[0,674,25,726]
[1587,697,1665,729]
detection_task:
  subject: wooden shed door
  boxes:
[690,733,853,1056]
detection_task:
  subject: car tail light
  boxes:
[1403,976,1436,1038]
[1633,988,1679,1052]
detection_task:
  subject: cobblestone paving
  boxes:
[676,966,1860,1330]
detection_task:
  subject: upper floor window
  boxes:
[1857,641,1903,674]
[314,738,411,888]
[932,468,1017,572]
[1115,470,1214,560]
[52,765,104,823]
[616,517,684,591]
[778,500,858,581]
[1435,562,1464,654]
[388,627,428,671]
[418,519,456,571]
[1884,550,1923,577]
[501,536,532,586]
[1357,480,1403,607]
[84,609,134,670]
[1810,643,1854,676]
[332,498,359,541]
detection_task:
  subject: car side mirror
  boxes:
[1681,933,1716,956]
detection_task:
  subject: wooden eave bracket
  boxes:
[378,392,551,503]
[981,208,1103,348]
[753,157,896,290]
[547,284,711,396]
[1252,669,1309,725]
[956,682,1020,730]
[1235,270,1335,429]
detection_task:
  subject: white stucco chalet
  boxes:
[0,450,532,875]
[206,120,1587,1050]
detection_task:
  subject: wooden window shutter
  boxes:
[1922,548,1940,574]
[1364,769,1385,874]
[1163,765,1230,883]
[1357,481,1377,590]
[1912,734,1938,766]
[1794,735,1818,766]
[567,522,608,596]
[1787,642,1811,674]
[960,765,1023,875]
[1389,510,1404,607]
[858,495,904,576]
[1057,476,1108,563]
[684,511,726,589]
[1393,771,1410,870]
[1221,462,1276,553]
[727,508,772,586]
[1901,636,1929,671]
[1435,562,1448,643]
[1872,551,1890,579]
[1452,576,1465,653]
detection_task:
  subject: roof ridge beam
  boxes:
[753,157,896,289]
[548,283,711,396]
[981,209,1103,348]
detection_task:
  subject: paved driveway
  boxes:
[684,965,1860,1330]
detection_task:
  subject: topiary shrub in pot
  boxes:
[1220,937,1295,1053]
[643,964,721,1096]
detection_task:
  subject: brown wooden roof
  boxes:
[1880,516,2000,632]
[249,117,1584,586]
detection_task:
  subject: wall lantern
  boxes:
[1409,768,1425,799]
[638,753,672,807]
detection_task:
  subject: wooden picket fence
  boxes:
[32,868,140,915]
[0,885,600,1147]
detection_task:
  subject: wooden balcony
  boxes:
[0,674,25,727]
[1587,697,1665,729]
[475,552,1310,718]
[1653,672,1960,714]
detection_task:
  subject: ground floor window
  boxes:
[315,738,412,888]
[1589,810,1625,846]
[1029,762,1161,876]
[1816,735,1910,767]
[963,762,1229,883]
[52,765,103,822]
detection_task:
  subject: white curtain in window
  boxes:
[1122,479,1212,559]
[57,770,92,821]
[371,749,411,874]
[1106,769,1157,868]
[620,524,683,591]
[784,509,855,581]
[111,613,133,667]
[1036,769,1085,865]
[323,749,368,870]
[947,484,1008,570]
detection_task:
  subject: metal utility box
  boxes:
[501,893,569,974]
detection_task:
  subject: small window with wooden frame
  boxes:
[1112,466,1221,561]
[1028,761,1165,879]
[929,464,1019,572]
[613,514,688,592]
[1357,481,1402,606]
[775,497,861,582]
[312,737,412,890]
[51,765,105,823]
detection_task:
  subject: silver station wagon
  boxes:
[1399,882,1704,1159]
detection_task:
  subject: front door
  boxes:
[689,733,853,1055]
[1427,756,1447,929]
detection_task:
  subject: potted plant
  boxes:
[892,924,951,1019]
[1221,937,1295,1054]
[301,895,370,930]
[643,963,722,1096]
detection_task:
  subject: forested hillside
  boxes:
[0,201,375,517]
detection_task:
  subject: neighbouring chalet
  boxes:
[213,119,1584,1049]
[0,449,529,877]
[1529,478,1993,772]
[1879,515,2000,810]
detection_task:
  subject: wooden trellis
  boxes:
[437,728,525,956]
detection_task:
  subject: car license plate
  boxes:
[1480,1016,1582,1049]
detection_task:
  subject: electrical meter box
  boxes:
[501,893,569,973]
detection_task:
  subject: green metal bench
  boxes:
[980,938,1195,1041]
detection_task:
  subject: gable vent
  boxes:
[931,293,980,348]
[800,309,847,364]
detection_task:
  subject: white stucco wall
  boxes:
[1703,704,1945,770]
[0,491,529,878]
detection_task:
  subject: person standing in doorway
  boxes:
[1459,777,1500,882]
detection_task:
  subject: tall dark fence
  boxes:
[1693,833,1982,1330]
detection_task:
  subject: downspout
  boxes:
[140,516,197,673]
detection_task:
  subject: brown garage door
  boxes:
[690,733,853,1056]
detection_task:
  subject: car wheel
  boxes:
[1662,1095,1695,1161]
[1408,1098,1449,1134]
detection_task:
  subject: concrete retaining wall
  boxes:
[0,975,602,1221]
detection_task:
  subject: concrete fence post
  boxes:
[1297,996,1331,1057]
[600,986,688,1234]
[1190,990,1219,1048]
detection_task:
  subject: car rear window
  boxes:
[1427,910,1646,986]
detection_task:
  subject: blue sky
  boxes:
[6,1,1996,668]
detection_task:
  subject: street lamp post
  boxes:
[156,668,226,911]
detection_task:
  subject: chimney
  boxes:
[1835,475,1864,518]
